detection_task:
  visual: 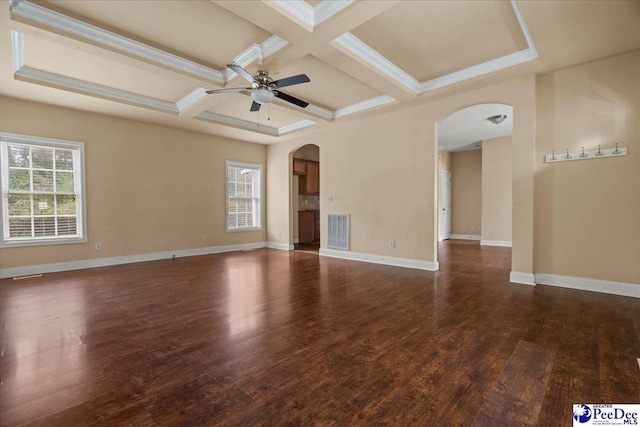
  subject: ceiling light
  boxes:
[487,114,507,124]
[251,88,275,104]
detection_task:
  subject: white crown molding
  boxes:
[302,103,334,121]
[15,67,179,113]
[0,242,267,279]
[480,240,512,247]
[270,0,353,28]
[314,1,353,26]
[266,242,294,251]
[332,32,420,93]
[334,95,396,118]
[9,4,398,134]
[196,111,279,136]
[261,35,289,60]
[270,1,314,28]
[219,35,289,100]
[278,120,317,135]
[510,0,538,57]
[226,36,289,81]
[535,274,640,299]
[10,32,318,137]
[197,111,316,137]
[332,0,538,96]
[10,31,23,72]
[449,234,481,241]
[10,0,225,84]
[175,87,208,112]
[418,48,537,93]
[319,248,439,271]
[232,43,263,71]
[510,271,536,285]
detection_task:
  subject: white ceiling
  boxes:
[1,0,639,144]
[438,104,513,152]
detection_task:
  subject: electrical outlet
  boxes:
[389,240,395,248]
[95,241,102,250]
[201,234,207,242]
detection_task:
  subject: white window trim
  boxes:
[225,160,263,233]
[0,132,88,248]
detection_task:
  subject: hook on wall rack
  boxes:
[545,144,627,163]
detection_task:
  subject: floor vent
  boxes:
[327,214,349,250]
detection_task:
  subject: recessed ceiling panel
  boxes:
[269,55,382,111]
[207,95,309,129]
[24,34,196,103]
[43,0,272,68]
[351,1,528,82]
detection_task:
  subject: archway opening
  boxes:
[436,103,513,272]
[291,144,320,252]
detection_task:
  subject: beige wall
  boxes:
[438,150,451,240]
[267,76,536,272]
[482,136,513,242]
[0,96,266,269]
[535,50,639,284]
[450,150,482,236]
[271,109,434,261]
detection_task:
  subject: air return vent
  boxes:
[327,214,349,250]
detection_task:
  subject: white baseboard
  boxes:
[510,271,536,285]
[449,234,481,241]
[535,273,639,298]
[319,248,439,271]
[266,242,294,251]
[481,240,512,247]
[0,242,267,279]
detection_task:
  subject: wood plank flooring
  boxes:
[1,240,639,426]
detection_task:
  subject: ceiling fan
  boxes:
[206,64,310,111]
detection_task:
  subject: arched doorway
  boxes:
[290,144,320,252]
[436,103,513,271]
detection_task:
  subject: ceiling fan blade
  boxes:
[273,74,310,88]
[250,101,261,112]
[205,87,250,94]
[275,90,309,108]
[227,64,256,84]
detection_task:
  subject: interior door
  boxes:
[441,170,452,240]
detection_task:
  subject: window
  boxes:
[0,132,87,247]
[226,160,262,232]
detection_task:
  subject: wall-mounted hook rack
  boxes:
[545,144,627,163]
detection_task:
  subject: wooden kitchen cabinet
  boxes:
[298,211,314,244]
[294,158,319,195]
[299,211,320,244]
[304,161,319,194]
[313,211,320,243]
[293,158,307,175]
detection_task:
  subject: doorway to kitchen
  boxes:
[292,144,320,252]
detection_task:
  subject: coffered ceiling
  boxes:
[1,0,638,144]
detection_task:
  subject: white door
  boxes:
[440,170,452,240]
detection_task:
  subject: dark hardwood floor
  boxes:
[1,240,639,426]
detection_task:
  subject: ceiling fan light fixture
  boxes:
[487,114,507,124]
[251,88,275,105]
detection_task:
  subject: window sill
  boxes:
[226,227,263,233]
[1,236,87,248]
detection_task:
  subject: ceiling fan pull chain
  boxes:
[268,102,271,121]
